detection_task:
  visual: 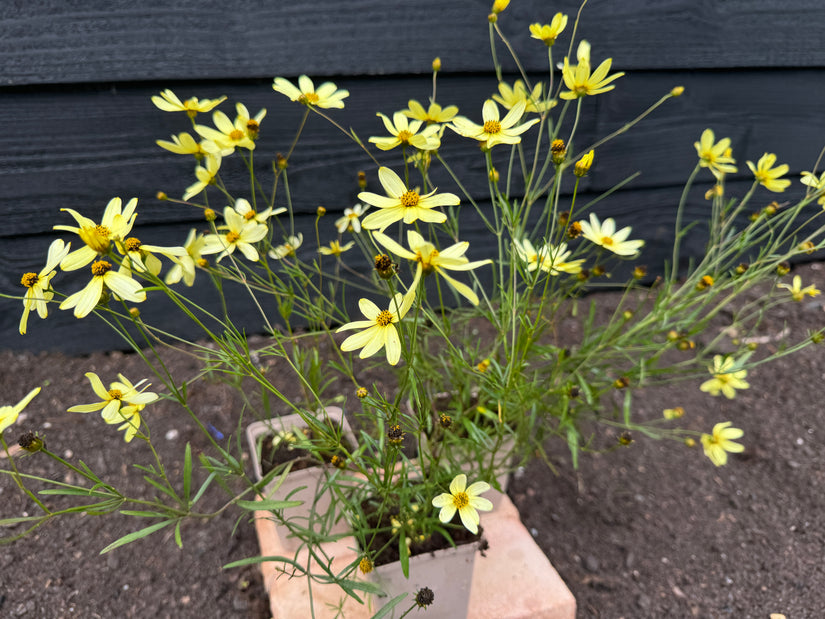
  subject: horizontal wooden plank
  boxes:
[4,0,825,87]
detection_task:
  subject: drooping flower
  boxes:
[201,206,268,262]
[59,260,147,318]
[372,230,492,305]
[368,111,441,151]
[560,48,624,100]
[431,473,493,535]
[747,153,790,192]
[578,213,644,256]
[165,229,205,287]
[492,80,555,114]
[335,203,370,234]
[700,422,745,466]
[529,14,568,46]
[151,90,226,118]
[272,75,349,109]
[778,275,821,301]
[183,154,222,201]
[699,355,750,399]
[0,387,41,435]
[448,100,539,149]
[800,170,825,206]
[337,292,415,366]
[694,129,738,179]
[55,198,139,271]
[268,234,304,260]
[359,167,458,231]
[19,239,71,335]
[319,240,354,256]
[402,99,459,124]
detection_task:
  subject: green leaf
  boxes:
[622,389,632,426]
[399,534,410,578]
[120,510,169,518]
[223,555,305,572]
[100,520,173,554]
[236,499,303,511]
[39,488,114,498]
[174,520,183,549]
[191,472,216,505]
[182,442,192,504]
[370,594,408,619]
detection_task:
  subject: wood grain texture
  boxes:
[3,0,825,86]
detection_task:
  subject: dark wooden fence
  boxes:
[3,0,825,352]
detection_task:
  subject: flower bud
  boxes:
[489,168,500,183]
[316,206,326,216]
[618,431,633,446]
[204,208,217,222]
[491,0,509,14]
[358,170,367,189]
[387,424,405,446]
[632,265,647,280]
[275,153,288,170]
[670,86,685,97]
[356,387,368,399]
[432,57,442,72]
[551,139,567,165]
[574,149,594,177]
[776,262,791,276]
[156,191,167,201]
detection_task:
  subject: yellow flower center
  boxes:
[21,272,40,288]
[601,236,614,246]
[397,130,413,144]
[452,491,470,509]
[417,249,438,274]
[124,237,142,252]
[299,92,320,105]
[80,224,112,253]
[400,190,420,208]
[229,129,244,141]
[376,310,394,326]
[197,258,209,268]
[483,120,502,134]
[226,231,241,243]
[243,210,257,220]
[108,389,123,400]
[91,260,112,276]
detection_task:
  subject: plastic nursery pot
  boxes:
[246,406,356,552]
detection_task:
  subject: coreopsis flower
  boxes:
[431,473,493,535]
[183,154,222,201]
[156,132,214,158]
[448,100,539,149]
[359,167,458,231]
[574,150,594,177]
[542,242,585,275]
[368,111,441,151]
[335,203,370,234]
[560,49,624,100]
[110,403,147,443]
[402,99,458,124]
[529,13,568,46]
[372,230,492,305]
[0,387,41,435]
[268,234,303,260]
[492,80,555,114]
[232,198,284,224]
[165,229,204,287]
[19,239,71,335]
[579,213,644,256]
[778,275,821,301]
[272,75,349,109]
[319,240,354,256]
[700,422,745,467]
[151,89,226,118]
[201,206,268,262]
[119,237,186,276]
[337,292,415,366]
[55,197,139,271]
[746,153,790,192]
[694,129,738,179]
[800,171,825,206]
[195,103,265,152]
[59,260,146,318]
[699,355,750,399]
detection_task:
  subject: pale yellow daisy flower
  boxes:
[699,355,749,399]
[19,239,71,335]
[529,13,568,46]
[369,111,441,151]
[578,213,644,256]
[448,100,539,149]
[55,197,139,271]
[59,260,146,319]
[201,206,268,262]
[0,387,41,435]
[337,292,415,366]
[402,99,459,124]
[272,75,349,109]
[747,153,790,192]
[151,89,226,118]
[700,422,744,466]
[431,474,493,535]
[778,275,820,301]
[695,129,738,179]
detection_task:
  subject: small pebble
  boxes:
[165,429,180,441]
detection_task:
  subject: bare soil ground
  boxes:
[2,262,825,618]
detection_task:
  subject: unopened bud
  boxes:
[316,206,326,216]
[491,0,510,13]
[670,86,685,97]
[156,191,167,201]
[275,153,288,170]
[204,208,217,222]
[432,57,442,72]
[357,170,367,189]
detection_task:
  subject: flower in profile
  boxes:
[165,229,205,287]
[700,422,744,466]
[111,403,147,443]
[272,75,349,109]
[359,167,458,231]
[448,100,539,149]
[800,170,825,206]
[372,230,492,305]
[560,49,624,100]
[268,234,304,260]
[67,372,158,424]
[492,80,555,114]
[778,275,821,301]
[574,149,594,177]
[699,355,750,399]
[195,103,265,152]
[431,473,493,535]
[232,198,285,224]
[319,240,354,256]
[747,153,790,192]
[337,292,415,365]
[55,197,139,271]
[156,132,218,158]
[335,203,370,234]
[0,387,41,435]
[529,13,568,46]
[183,154,222,201]
[402,99,458,124]
[19,239,71,335]
[201,206,268,262]
[694,129,738,179]
[368,111,441,151]
[59,260,147,318]
[578,213,644,256]
[118,237,188,276]
[151,89,226,118]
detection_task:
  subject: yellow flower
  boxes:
[319,240,354,256]
[156,132,218,158]
[272,75,349,109]
[778,275,821,301]
[747,153,790,192]
[579,213,644,256]
[448,100,539,149]
[372,230,492,305]
[492,80,555,114]
[0,387,41,435]
[402,99,458,124]
[19,239,71,335]
[117,237,187,276]
[695,129,738,179]
[151,89,226,118]
[59,260,146,318]
[431,474,493,535]
[359,167,458,231]
[183,154,222,201]
[369,111,441,151]
[699,355,749,399]
[574,149,594,177]
[232,198,285,224]
[514,239,584,275]
[491,0,509,13]
[55,197,139,271]
[201,206,268,262]
[165,229,205,287]
[700,422,745,467]
[268,234,304,260]
[529,14,568,46]
[560,50,624,100]
[335,203,370,234]
[337,292,415,366]
[801,170,825,205]
[111,403,147,443]
[195,103,266,152]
